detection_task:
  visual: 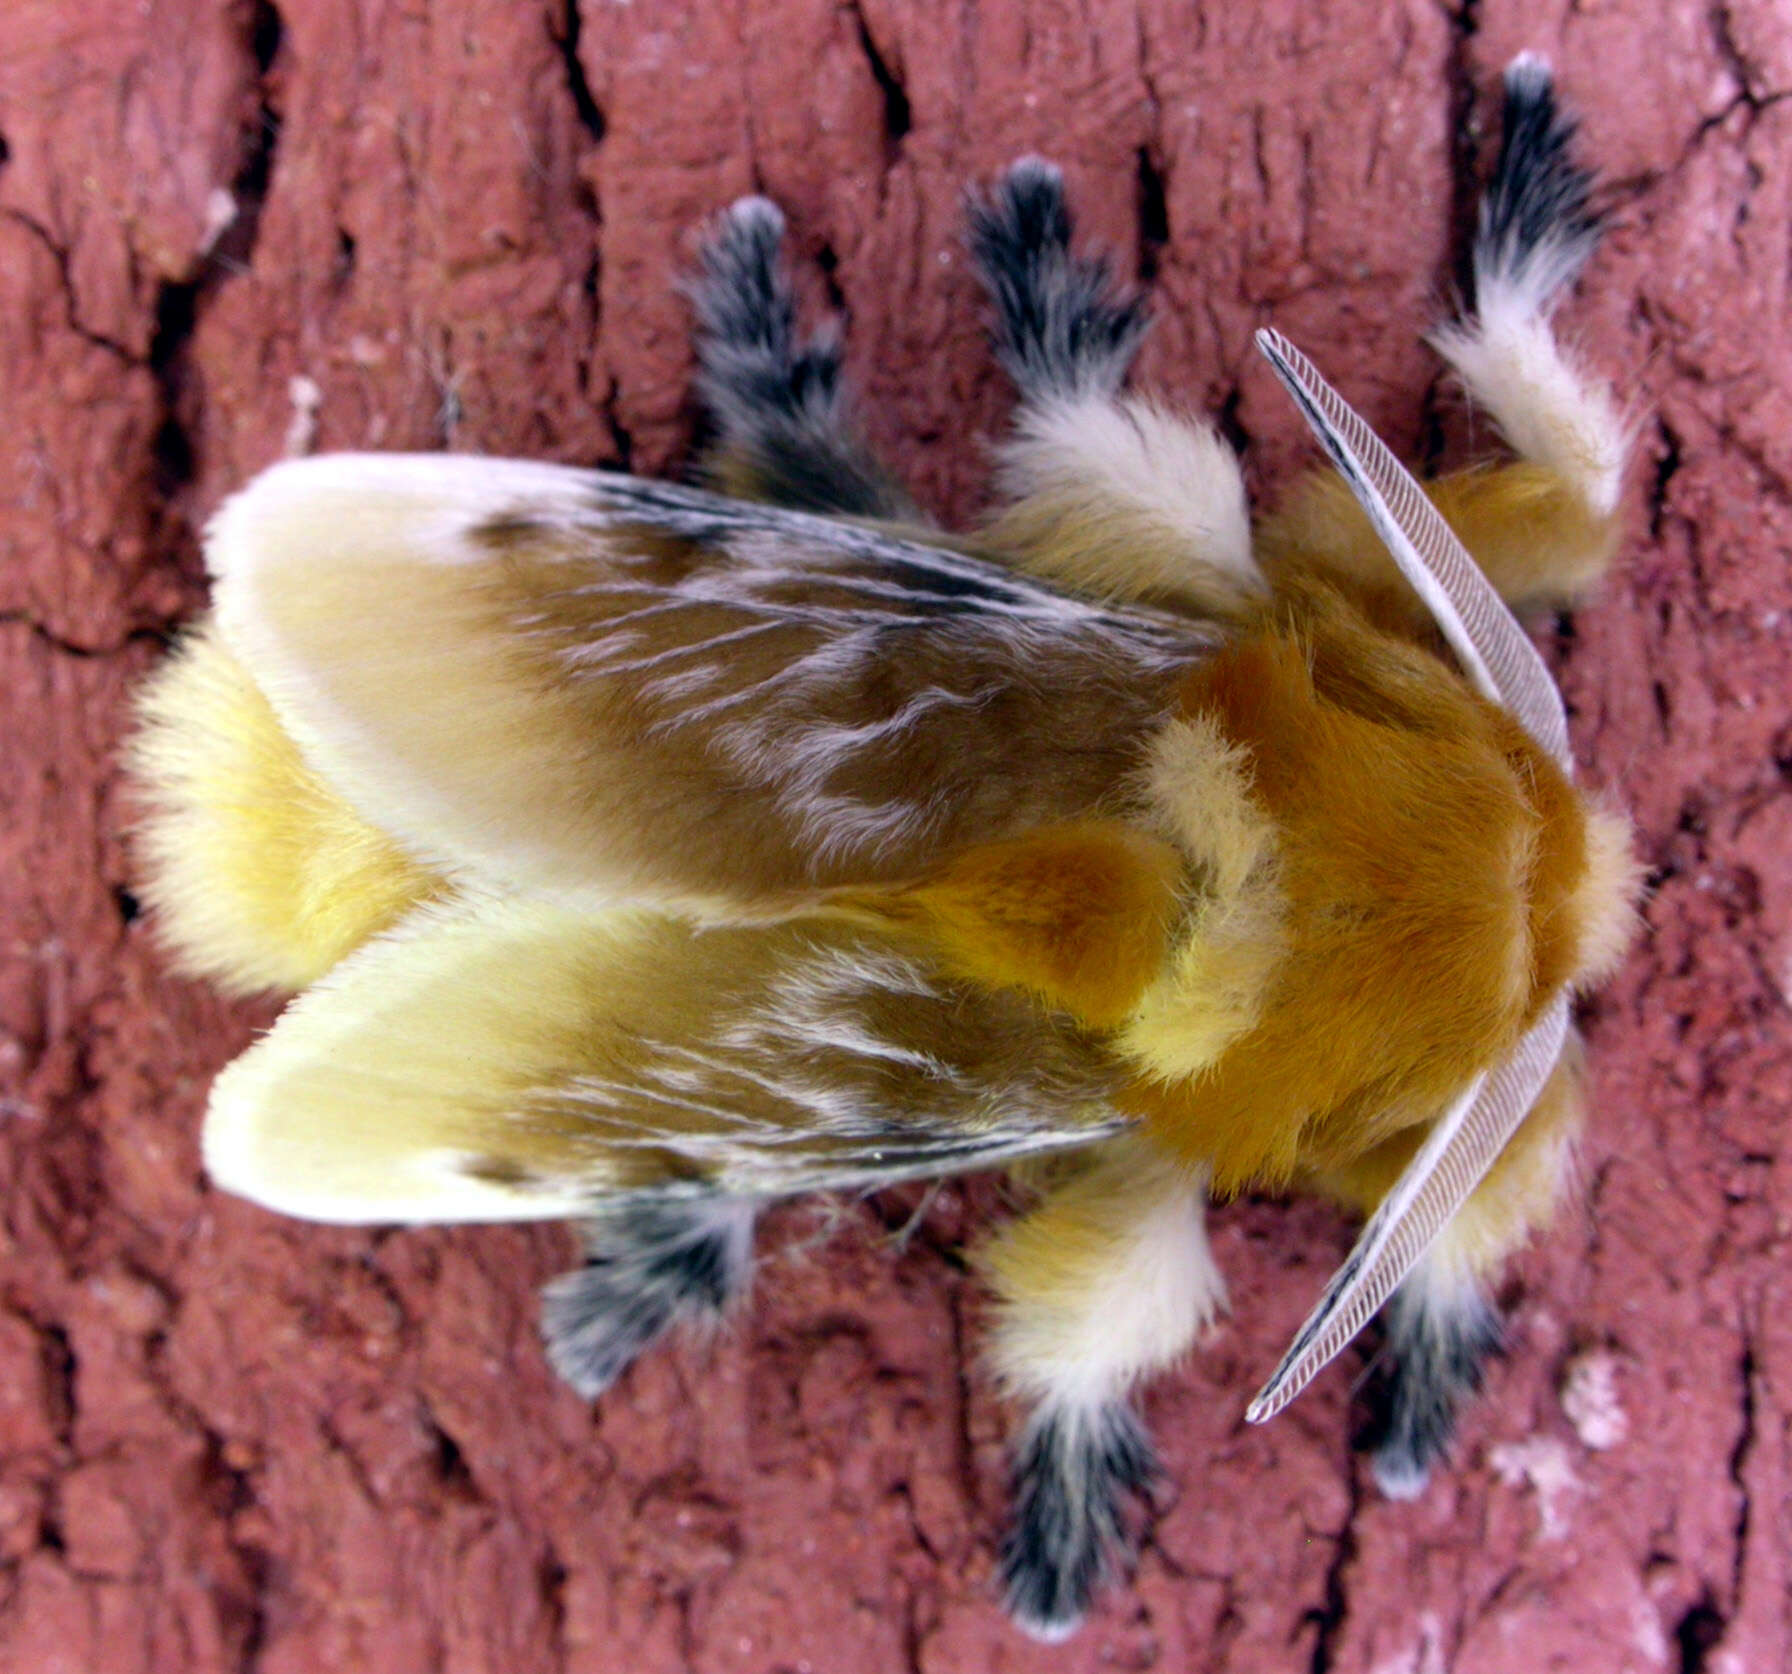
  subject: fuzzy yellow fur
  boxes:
[863,823,1187,1029]
[983,1136,1224,1406]
[1123,714,1286,1078]
[980,394,1261,614]
[1258,461,1621,619]
[128,619,438,993]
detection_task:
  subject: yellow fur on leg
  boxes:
[129,617,440,993]
[986,1136,1223,1408]
[981,394,1261,615]
[1302,1036,1587,1278]
[1257,461,1620,620]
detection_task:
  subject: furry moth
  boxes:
[130,57,1637,1639]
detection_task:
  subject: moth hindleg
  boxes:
[983,1138,1223,1637]
[541,1193,756,1398]
[970,160,1259,613]
[690,196,917,519]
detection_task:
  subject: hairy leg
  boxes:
[1307,1041,1586,1494]
[1262,57,1626,615]
[541,1194,756,1398]
[969,160,1259,614]
[689,197,917,520]
[1363,1258,1505,1498]
[982,1137,1223,1638]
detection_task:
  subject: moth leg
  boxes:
[969,159,1260,614]
[1261,57,1625,617]
[967,157,1148,405]
[541,1194,756,1399]
[1309,1041,1586,1495]
[982,1137,1224,1639]
[690,196,918,519]
[1363,1258,1504,1499]
[1425,54,1627,608]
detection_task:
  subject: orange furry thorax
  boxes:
[1124,582,1626,1195]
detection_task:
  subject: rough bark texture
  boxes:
[2,2,1788,1670]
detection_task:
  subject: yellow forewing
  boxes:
[204,894,1125,1226]
[205,454,1202,908]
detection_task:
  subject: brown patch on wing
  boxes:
[852,823,1187,1029]
[464,517,1198,897]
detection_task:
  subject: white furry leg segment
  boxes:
[984,393,1259,611]
[968,158,1149,404]
[690,197,915,519]
[984,1140,1225,1637]
[541,1195,755,1398]
[1363,1251,1502,1501]
[1429,56,1627,520]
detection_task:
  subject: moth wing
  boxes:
[204,893,1126,1225]
[208,454,1204,909]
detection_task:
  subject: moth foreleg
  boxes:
[1310,1046,1587,1495]
[983,1138,1223,1638]
[1363,1260,1503,1499]
[690,197,917,520]
[541,1194,755,1398]
[1425,54,1627,603]
[1262,58,1625,616]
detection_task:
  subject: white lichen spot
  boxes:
[1630,1590,1669,1666]
[1560,1348,1628,1449]
[1369,1612,1447,1674]
[284,375,323,457]
[201,187,238,253]
[1489,1436,1581,1540]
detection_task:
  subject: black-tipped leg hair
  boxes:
[541,1195,755,1398]
[689,197,916,520]
[1476,54,1601,303]
[968,158,1150,404]
[1362,1280,1503,1500]
[1000,1400,1159,1642]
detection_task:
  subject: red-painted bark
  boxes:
[2,3,1787,1669]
